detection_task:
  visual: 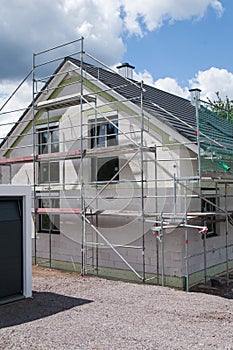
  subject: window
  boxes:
[90,119,119,182]
[201,190,218,237]
[90,120,118,148]
[95,157,119,182]
[37,126,59,183]
[38,197,60,234]
[39,161,59,183]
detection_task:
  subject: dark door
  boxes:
[0,198,23,299]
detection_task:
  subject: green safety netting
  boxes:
[199,104,233,174]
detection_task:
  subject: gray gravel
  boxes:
[0,267,233,349]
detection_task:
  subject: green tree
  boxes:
[207,92,233,123]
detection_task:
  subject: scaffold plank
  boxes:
[85,144,138,157]
[85,144,155,157]
[0,149,85,165]
[37,208,82,214]
[0,155,33,165]
[37,149,84,161]
[35,93,95,111]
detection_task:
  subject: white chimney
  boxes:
[116,62,135,79]
[189,88,201,106]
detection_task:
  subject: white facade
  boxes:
[0,56,233,290]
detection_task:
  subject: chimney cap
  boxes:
[116,62,135,70]
[189,88,202,92]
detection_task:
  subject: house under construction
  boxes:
[0,38,233,291]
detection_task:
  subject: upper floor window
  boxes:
[90,120,118,148]
[38,126,59,154]
[37,125,59,184]
[89,118,119,182]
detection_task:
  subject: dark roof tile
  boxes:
[69,57,197,142]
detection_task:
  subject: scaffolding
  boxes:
[1,37,233,291]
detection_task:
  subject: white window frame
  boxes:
[88,113,119,183]
[36,124,60,184]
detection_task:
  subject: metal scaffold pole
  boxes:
[203,231,207,285]
[225,184,229,286]
[184,182,189,292]
[32,52,37,265]
[140,81,146,282]
[80,37,86,276]
[184,227,189,291]
[161,216,165,287]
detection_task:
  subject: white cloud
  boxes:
[60,0,224,68]
[62,0,125,64]
[0,0,224,79]
[0,80,31,112]
[133,69,189,98]
[189,67,233,101]
[133,69,154,85]
[116,0,223,35]
[132,65,233,102]
[62,0,224,42]
[0,80,31,140]
[153,77,190,98]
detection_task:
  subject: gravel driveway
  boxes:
[0,266,233,349]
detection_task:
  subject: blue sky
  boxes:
[119,0,232,99]
[0,0,232,125]
[124,4,231,85]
